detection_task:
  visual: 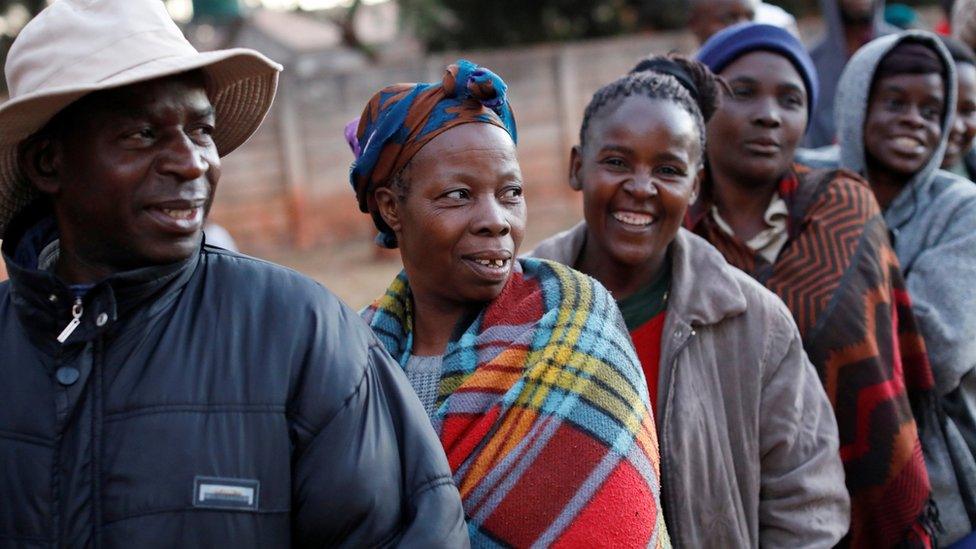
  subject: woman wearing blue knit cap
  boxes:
[692,22,941,548]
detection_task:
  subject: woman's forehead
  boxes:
[591,97,698,140]
[405,125,519,187]
[414,124,515,163]
[722,51,801,82]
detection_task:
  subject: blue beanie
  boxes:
[696,22,819,123]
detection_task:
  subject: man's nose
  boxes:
[158,133,208,181]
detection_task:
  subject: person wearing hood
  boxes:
[0,0,468,546]
[807,0,898,147]
[799,30,976,545]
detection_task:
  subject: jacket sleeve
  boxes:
[904,193,976,396]
[757,304,851,547]
[288,295,468,548]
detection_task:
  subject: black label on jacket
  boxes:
[193,476,260,511]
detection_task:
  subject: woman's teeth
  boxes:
[612,211,654,226]
[475,258,508,268]
[893,137,924,151]
[162,208,196,220]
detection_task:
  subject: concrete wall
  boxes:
[211,30,698,251]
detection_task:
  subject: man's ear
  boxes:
[20,134,63,195]
[568,145,584,191]
[373,187,403,234]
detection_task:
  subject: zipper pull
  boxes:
[57,297,84,343]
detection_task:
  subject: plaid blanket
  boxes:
[363,258,669,548]
[687,165,937,548]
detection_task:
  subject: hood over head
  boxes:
[817,0,890,56]
[834,30,957,200]
[806,0,896,147]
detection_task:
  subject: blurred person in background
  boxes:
[800,30,976,546]
[807,0,898,147]
[688,0,799,45]
[529,54,850,547]
[954,0,976,49]
[936,0,956,35]
[939,35,976,180]
[348,59,670,548]
[694,22,938,547]
[885,3,919,30]
[756,2,801,35]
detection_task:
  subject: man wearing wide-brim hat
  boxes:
[0,1,467,546]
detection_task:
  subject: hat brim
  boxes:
[0,48,282,238]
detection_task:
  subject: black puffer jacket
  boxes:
[0,206,468,548]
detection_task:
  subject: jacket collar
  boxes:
[688,165,812,240]
[528,222,747,326]
[668,228,747,326]
[2,202,199,350]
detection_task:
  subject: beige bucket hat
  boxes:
[0,0,282,238]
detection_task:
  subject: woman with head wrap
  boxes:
[798,30,976,545]
[693,22,939,548]
[347,60,669,548]
[528,54,849,546]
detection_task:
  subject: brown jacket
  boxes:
[529,225,850,547]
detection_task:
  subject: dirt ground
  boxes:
[0,200,583,304]
[259,200,583,309]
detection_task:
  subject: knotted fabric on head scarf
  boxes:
[347,59,518,248]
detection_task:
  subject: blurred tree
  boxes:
[399,0,645,51]
[0,0,47,93]
[323,0,379,61]
[0,0,44,18]
[399,0,939,50]
[192,0,243,22]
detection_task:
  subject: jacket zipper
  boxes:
[661,327,696,540]
[91,338,104,549]
[56,297,83,343]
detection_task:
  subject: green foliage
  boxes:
[0,0,46,93]
[192,0,244,22]
[398,0,944,51]
[0,0,44,18]
[399,0,647,51]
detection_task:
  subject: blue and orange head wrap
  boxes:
[347,59,517,247]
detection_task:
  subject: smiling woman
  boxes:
[348,60,670,547]
[529,52,850,547]
[372,123,525,347]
